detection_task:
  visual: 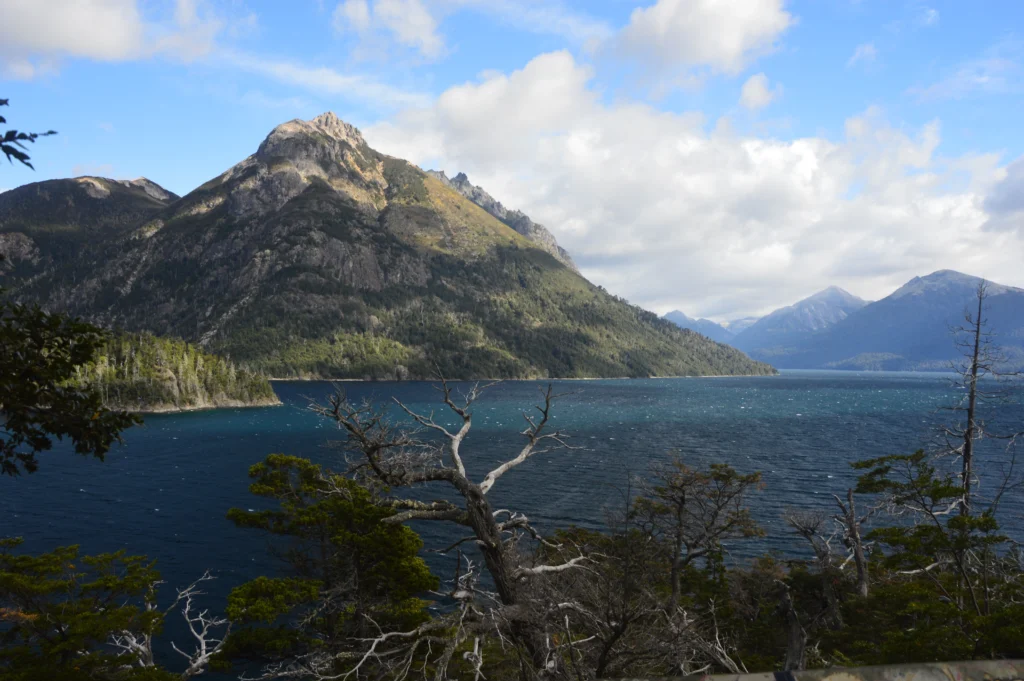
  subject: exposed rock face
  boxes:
[2,112,775,380]
[426,169,578,272]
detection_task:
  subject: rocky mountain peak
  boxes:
[260,112,368,158]
[309,111,366,146]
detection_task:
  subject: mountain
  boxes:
[732,286,868,360]
[724,317,759,334]
[0,176,178,281]
[663,311,734,344]
[742,271,1024,370]
[1,112,774,380]
[73,332,279,413]
[425,170,577,271]
[807,271,1024,371]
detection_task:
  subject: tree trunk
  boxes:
[464,485,551,674]
[778,583,806,671]
[845,488,869,598]
[669,506,684,612]
[961,288,983,516]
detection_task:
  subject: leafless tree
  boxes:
[533,485,750,679]
[943,280,1023,515]
[784,509,843,629]
[309,377,586,677]
[832,488,872,598]
[109,571,231,679]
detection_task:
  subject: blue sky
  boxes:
[3,0,1024,320]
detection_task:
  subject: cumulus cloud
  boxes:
[739,73,781,110]
[847,43,877,68]
[616,0,794,76]
[332,0,445,59]
[0,0,225,79]
[366,50,1021,319]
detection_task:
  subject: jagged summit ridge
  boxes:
[264,111,368,150]
[426,169,578,271]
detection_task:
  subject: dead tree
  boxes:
[777,581,807,671]
[310,378,583,676]
[944,280,1023,515]
[109,571,231,679]
[784,509,843,629]
[833,488,871,598]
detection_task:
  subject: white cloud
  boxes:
[367,50,1022,319]
[334,0,372,32]
[908,43,1021,101]
[739,73,781,110]
[847,43,877,68]
[983,155,1024,233]
[0,0,224,79]
[332,0,445,59]
[616,0,794,76]
[220,50,431,110]
[98,122,115,133]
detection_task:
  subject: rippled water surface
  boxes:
[5,371,1023,616]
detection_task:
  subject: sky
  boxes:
[2,0,1024,322]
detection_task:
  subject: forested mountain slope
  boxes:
[0,176,177,282]
[1,113,774,380]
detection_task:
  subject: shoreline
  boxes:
[115,396,283,415]
[266,373,780,383]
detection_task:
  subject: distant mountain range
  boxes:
[0,112,773,380]
[662,311,735,344]
[665,271,1024,371]
[731,286,869,358]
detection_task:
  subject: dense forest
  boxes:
[70,331,279,412]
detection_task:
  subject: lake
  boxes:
[4,370,1023,632]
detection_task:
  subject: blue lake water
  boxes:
[4,370,1023,658]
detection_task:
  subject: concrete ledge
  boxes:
[617,660,1024,681]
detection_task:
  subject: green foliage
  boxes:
[218,455,438,671]
[0,295,139,475]
[216,244,776,380]
[0,99,55,170]
[0,538,171,681]
[71,331,278,412]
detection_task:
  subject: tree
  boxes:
[633,459,762,613]
[943,280,1023,515]
[0,99,55,170]
[0,295,140,475]
[0,537,170,681]
[217,454,438,678]
[307,378,587,678]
